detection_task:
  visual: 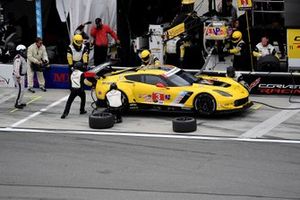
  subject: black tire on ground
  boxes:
[89,112,115,129]
[172,116,197,133]
[194,93,216,115]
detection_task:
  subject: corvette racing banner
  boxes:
[245,73,300,95]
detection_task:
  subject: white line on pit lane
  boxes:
[240,104,300,139]
[9,95,68,128]
[1,127,300,144]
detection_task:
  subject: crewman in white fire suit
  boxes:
[13,44,27,109]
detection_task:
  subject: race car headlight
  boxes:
[213,89,232,97]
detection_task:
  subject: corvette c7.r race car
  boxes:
[84,63,252,115]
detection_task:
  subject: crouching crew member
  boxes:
[226,66,249,90]
[140,49,160,66]
[13,44,27,109]
[61,62,87,119]
[106,83,123,123]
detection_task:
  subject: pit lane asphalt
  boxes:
[1,131,300,200]
[1,87,300,140]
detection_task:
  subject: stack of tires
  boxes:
[89,112,115,129]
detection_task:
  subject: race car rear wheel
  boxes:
[89,112,115,129]
[194,93,216,115]
[120,92,129,111]
[172,116,197,132]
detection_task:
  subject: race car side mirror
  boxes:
[84,71,96,78]
[156,82,166,88]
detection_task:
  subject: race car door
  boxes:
[132,74,174,105]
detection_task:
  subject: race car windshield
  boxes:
[168,70,198,86]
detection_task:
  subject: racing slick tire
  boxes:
[256,55,280,72]
[89,112,115,129]
[194,93,216,115]
[172,116,197,133]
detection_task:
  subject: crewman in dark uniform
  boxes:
[224,31,251,71]
[61,62,87,119]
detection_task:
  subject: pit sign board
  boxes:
[204,23,229,40]
[287,29,300,70]
[237,0,253,11]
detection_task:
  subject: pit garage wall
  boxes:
[1,64,300,95]
[56,0,117,40]
[195,0,244,17]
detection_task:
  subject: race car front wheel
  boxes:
[194,93,216,115]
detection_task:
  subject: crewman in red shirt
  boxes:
[90,18,120,66]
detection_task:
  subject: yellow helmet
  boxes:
[182,0,195,4]
[141,49,150,63]
[232,31,242,43]
[73,34,83,47]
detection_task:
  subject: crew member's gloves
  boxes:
[116,40,121,47]
[69,65,74,71]
[253,51,262,58]
[77,24,84,31]
[43,59,50,66]
[83,63,89,71]
[223,47,228,53]
[222,47,230,56]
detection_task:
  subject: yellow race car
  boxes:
[85,63,252,115]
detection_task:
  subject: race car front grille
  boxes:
[234,97,248,107]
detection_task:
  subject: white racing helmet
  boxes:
[16,44,27,57]
[16,44,26,51]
